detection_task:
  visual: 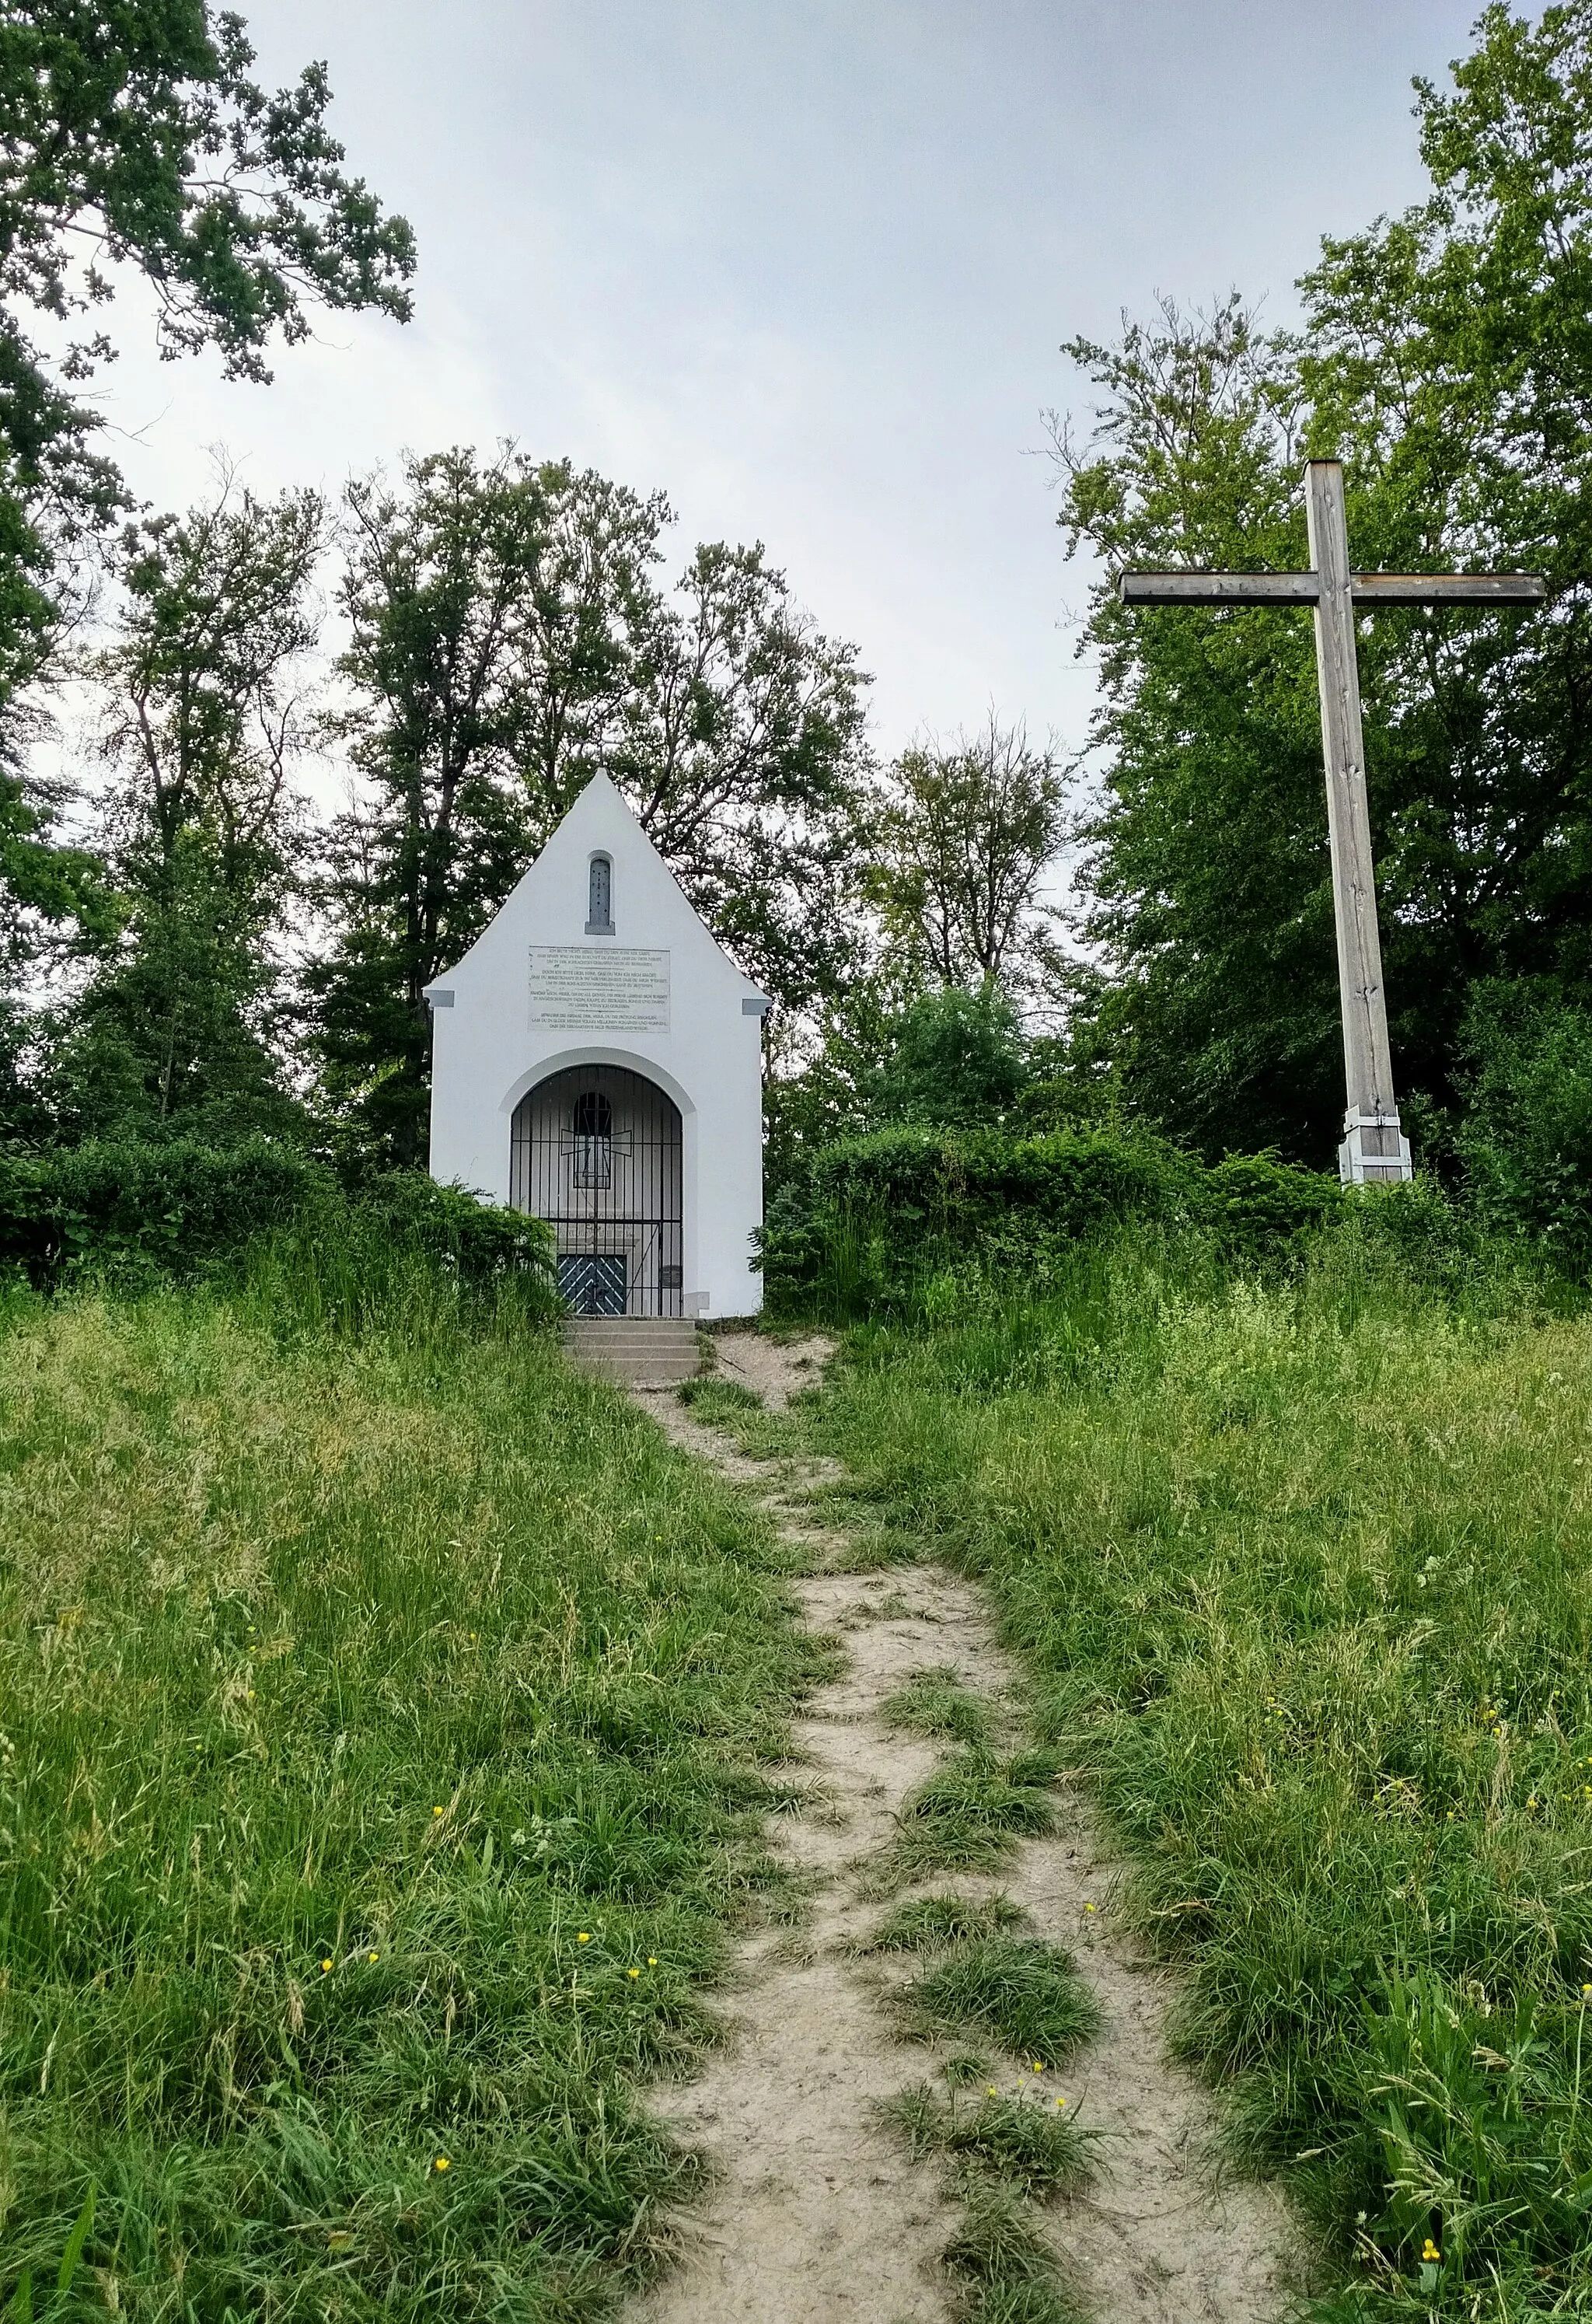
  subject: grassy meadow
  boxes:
[771,1230,1592,2324]
[0,1267,819,2322]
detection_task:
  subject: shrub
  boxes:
[0,1138,554,1309]
[0,1136,330,1281]
[759,1122,1345,1315]
[1457,982,1592,1274]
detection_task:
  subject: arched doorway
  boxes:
[510,1064,684,1316]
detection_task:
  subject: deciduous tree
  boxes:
[55,474,326,1136]
[0,0,413,1120]
[312,449,871,1169]
[866,715,1073,1010]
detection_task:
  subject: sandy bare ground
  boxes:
[625,1334,1292,2324]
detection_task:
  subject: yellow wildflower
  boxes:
[432,1805,444,1817]
[648,1955,658,1966]
[368,1951,379,1962]
[321,1958,333,1973]
[578,1931,591,1944]
[1421,2238,1440,2263]
[433,2156,451,2174]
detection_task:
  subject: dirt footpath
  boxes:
[626,1333,1291,2324]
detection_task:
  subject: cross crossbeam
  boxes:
[1120,571,1546,607]
[1117,460,1545,1186]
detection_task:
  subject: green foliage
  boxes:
[797,1237,1592,2322]
[5,2183,94,2324]
[0,1137,554,1310]
[0,1134,325,1281]
[1054,295,1337,1159]
[880,1668,997,1749]
[938,2092,1094,2199]
[762,1120,1345,1317]
[0,1283,815,2319]
[676,1376,763,1418]
[882,2082,1095,2199]
[49,476,328,1141]
[763,977,1028,1199]
[961,2284,1082,2324]
[872,985,1031,1129]
[0,5,415,389]
[236,1173,560,1339]
[944,2183,1084,2321]
[0,2,412,1045]
[893,1753,1057,1878]
[863,718,1071,1006]
[1457,981,1592,1273]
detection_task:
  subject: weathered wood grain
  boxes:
[1116,570,1545,607]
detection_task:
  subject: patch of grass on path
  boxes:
[892,1753,1056,1878]
[882,2081,1096,2198]
[882,1667,997,1749]
[795,1242,1592,2322]
[864,1892,1027,1954]
[0,1284,820,2322]
[900,1938,1101,2065]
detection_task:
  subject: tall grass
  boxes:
[0,1260,819,2321]
[798,1228,1592,2323]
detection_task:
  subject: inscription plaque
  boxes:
[528,945,671,1033]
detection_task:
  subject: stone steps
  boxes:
[564,1317,703,1386]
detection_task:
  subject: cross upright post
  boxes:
[1119,460,1545,1186]
[1304,460,1402,1182]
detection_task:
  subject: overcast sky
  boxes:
[91,0,1482,764]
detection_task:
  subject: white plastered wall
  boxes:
[424,773,767,1317]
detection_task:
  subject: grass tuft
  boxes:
[864,1892,1027,1954]
[899,1938,1101,2065]
[964,2279,1087,2324]
[944,2180,1055,2284]
[892,1753,1056,1875]
[677,1375,763,1417]
[880,2082,1097,2199]
[882,1667,997,1748]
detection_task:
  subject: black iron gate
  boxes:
[510,1065,684,1317]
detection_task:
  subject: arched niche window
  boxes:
[572,1088,613,1187]
[586,852,613,935]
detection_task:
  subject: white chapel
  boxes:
[424,773,770,1319]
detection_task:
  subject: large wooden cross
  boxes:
[1119,460,1545,1183]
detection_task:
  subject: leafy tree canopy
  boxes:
[865,716,1073,1016]
[51,472,324,1141]
[0,0,414,1007]
[311,446,871,1170]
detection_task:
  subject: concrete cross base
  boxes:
[1339,1110,1413,1186]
